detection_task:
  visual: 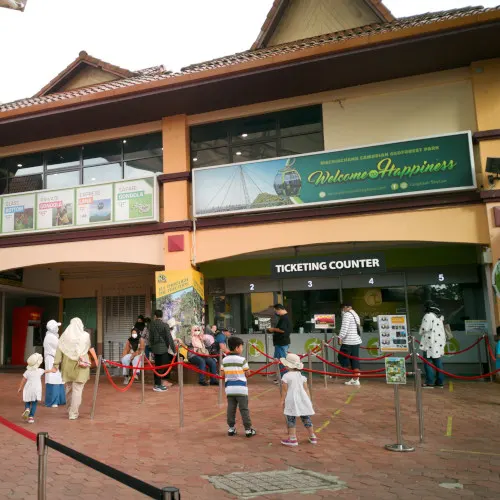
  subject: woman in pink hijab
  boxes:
[188,325,218,387]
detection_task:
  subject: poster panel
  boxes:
[76,183,114,226]
[378,315,409,352]
[1,193,36,234]
[114,177,155,222]
[36,189,74,230]
[385,357,407,384]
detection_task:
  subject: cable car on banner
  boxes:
[273,158,302,197]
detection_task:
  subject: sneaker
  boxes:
[245,428,257,438]
[273,379,280,385]
[210,381,219,386]
[69,415,78,420]
[51,404,58,408]
[198,381,209,387]
[435,384,444,389]
[153,385,167,392]
[28,417,35,424]
[309,435,318,445]
[344,379,360,386]
[22,409,30,421]
[123,376,130,385]
[228,427,237,436]
[422,384,435,389]
[281,438,298,447]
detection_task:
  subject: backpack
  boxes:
[208,341,220,356]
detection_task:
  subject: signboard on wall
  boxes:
[192,132,475,217]
[0,176,158,237]
[270,254,386,278]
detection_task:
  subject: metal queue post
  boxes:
[307,351,313,403]
[218,351,223,406]
[141,353,145,404]
[321,341,328,389]
[385,381,415,453]
[415,368,425,443]
[37,432,48,500]
[178,362,184,428]
[485,334,494,382]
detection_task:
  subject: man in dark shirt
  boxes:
[267,304,292,378]
[148,309,176,392]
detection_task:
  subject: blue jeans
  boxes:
[274,345,289,375]
[189,356,217,383]
[423,354,444,386]
[25,401,37,417]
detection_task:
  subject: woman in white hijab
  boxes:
[43,319,66,408]
[50,318,97,420]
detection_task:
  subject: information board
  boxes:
[465,320,488,335]
[378,315,409,352]
[314,314,335,329]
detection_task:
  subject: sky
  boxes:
[0,0,498,104]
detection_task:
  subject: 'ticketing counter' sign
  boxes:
[270,253,386,278]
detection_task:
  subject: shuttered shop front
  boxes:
[103,295,146,361]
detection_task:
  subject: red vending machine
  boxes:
[12,306,44,365]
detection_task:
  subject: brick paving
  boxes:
[0,370,499,499]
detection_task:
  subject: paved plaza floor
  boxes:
[0,371,499,499]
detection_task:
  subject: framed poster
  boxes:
[36,189,74,230]
[1,193,36,234]
[378,315,409,352]
[76,183,113,227]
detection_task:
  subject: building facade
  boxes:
[1,1,500,368]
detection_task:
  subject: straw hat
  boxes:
[26,353,43,371]
[280,353,304,370]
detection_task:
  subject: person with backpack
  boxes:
[213,326,232,355]
[338,303,362,386]
[149,309,176,393]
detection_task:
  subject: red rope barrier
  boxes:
[301,366,385,378]
[182,362,223,380]
[315,354,386,374]
[442,336,484,356]
[104,358,175,370]
[102,362,142,392]
[418,355,500,380]
[485,336,497,362]
[0,415,37,442]
[143,356,179,378]
[247,360,279,377]
[326,343,393,361]
[250,343,276,361]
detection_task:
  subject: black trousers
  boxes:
[227,395,252,429]
[153,352,173,386]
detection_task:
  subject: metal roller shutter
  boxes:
[103,295,146,362]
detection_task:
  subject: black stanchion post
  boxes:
[37,432,48,500]
[161,486,181,499]
[477,338,485,382]
[179,362,184,429]
[90,355,102,420]
[410,335,418,391]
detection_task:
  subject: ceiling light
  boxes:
[17,163,23,167]
[235,151,242,156]
[241,133,248,138]
[91,177,96,181]
[122,140,127,144]
[193,158,198,162]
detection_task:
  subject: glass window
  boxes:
[45,147,81,170]
[83,164,122,184]
[46,170,81,190]
[232,143,277,163]
[280,107,323,137]
[123,133,162,160]
[191,124,228,150]
[125,158,163,179]
[231,115,277,143]
[192,147,229,168]
[2,153,43,177]
[280,133,323,156]
[8,175,43,193]
[83,140,121,166]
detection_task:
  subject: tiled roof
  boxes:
[1,6,498,114]
[250,0,394,50]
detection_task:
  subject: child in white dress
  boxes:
[18,353,51,424]
[279,353,317,447]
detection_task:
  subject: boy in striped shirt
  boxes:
[221,336,256,437]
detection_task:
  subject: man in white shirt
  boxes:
[338,303,362,386]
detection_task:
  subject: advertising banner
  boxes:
[155,269,205,343]
[378,315,409,352]
[0,176,159,237]
[385,357,407,384]
[193,132,475,217]
[314,314,335,330]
